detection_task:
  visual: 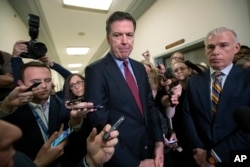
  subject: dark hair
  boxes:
[0,51,5,65]
[19,61,51,81]
[240,45,250,50]
[106,11,136,34]
[64,73,85,100]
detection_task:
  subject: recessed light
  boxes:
[63,0,113,11]
[66,47,89,55]
[68,64,82,68]
[70,70,79,73]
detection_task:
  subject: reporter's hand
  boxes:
[34,124,66,167]
[39,55,54,67]
[86,124,119,166]
[163,132,177,148]
[12,40,27,57]
[68,102,95,126]
[0,86,35,114]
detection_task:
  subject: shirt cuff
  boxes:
[211,149,222,163]
[68,118,83,132]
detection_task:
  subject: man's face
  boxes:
[22,67,53,101]
[205,31,240,70]
[0,120,22,167]
[107,20,134,60]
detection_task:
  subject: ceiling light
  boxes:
[68,64,82,68]
[70,70,79,73]
[66,47,89,55]
[63,0,113,11]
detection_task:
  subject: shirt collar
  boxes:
[210,63,233,76]
[29,96,50,109]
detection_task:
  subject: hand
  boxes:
[86,124,119,166]
[171,83,182,97]
[12,40,27,57]
[163,132,178,148]
[142,50,150,61]
[139,159,155,167]
[154,142,164,167]
[0,86,36,114]
[193,148,214,167]
[39,55,54,67]
[68,102,95,126]
[34,124,66,167]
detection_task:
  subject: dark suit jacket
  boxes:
[182,65,250,165]
[14,151,37,167]
[84,53,163,167]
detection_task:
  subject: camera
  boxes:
[20,14,47,59]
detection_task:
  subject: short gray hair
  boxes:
[204,27,239,45]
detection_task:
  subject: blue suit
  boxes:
[182,65,250,165]
[84,53,163,167]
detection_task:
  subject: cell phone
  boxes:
[103,116,125,141]
[25,82,41,92]
[73,105,104,110]
[66,98,84,106]
[51,127,72,147]
[89,105,104,110]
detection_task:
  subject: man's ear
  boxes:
[17,80,24,86]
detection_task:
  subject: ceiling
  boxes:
[9,0,156,74]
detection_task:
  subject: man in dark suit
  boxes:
[84,11,165,167]
[0,60,84,166]
[182,27,250,167]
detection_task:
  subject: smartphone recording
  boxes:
[25,82,41,92]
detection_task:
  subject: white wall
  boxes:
[0,0,63,91]
[0,0,28,53]
[132,0,250,61]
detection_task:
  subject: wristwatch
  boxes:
[207,151,218,165]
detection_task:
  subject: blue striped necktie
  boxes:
[211,71,223,114]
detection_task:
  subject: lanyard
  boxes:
[32,110,49,140]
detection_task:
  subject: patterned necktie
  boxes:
[211,71,223,114]
[123,61,143,116]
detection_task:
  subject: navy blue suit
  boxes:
[84,53,163,167]
[182,65,250,165]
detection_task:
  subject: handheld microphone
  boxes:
[184,60,202,73]
[233,106,250,133]
[165,107,176,130]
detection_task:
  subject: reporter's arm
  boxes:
[83,124,119,167]
[0,86,34,118]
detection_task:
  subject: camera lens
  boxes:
[30,42,47,59]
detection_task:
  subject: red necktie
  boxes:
[123,61,143,116]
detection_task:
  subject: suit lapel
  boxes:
[196,71,213,120]
[216,66,242,118]
[104,54,145,118]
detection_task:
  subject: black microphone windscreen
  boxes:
[184,60,202,73]
[233,106,250,133]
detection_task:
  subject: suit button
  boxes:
[144,145,148,150]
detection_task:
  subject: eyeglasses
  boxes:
[171,57,184,60]
[70,80,84,89]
